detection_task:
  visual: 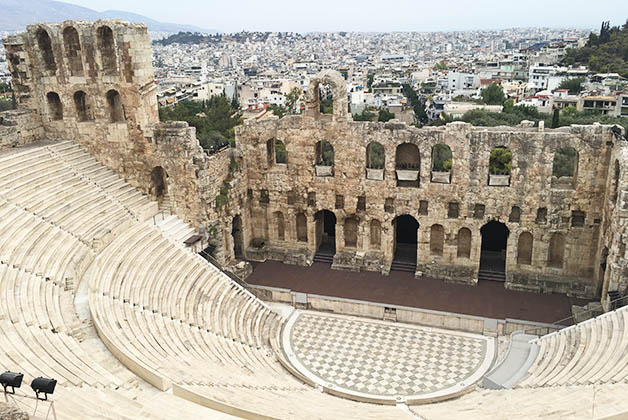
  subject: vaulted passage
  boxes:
[315,210,336,256]
[393,215,419,265]
[480,221,509,278]
[150,166,167,199]
[231,215,244,259]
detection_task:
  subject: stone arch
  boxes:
[296,212,308,242]
[431,143,452,183]
[150,166,168,198]
[395,143,420,187]
[366,141,385,169]
[304,69,348,121]
[315,140,334,167]
[392,214,419,264]
[36,28,56,72]
[73,91,90,121]
[517,232,533,265]
[97,25,118,75]
[274,211,285,241]
[46,92,63,120]
[509,206,522,223]
[547,232,565,268]
[314,209,336,254]
[480,221,510,273]
[63,26,83,76]
[267,139,287,165]
[430,224,445,256]
[370,219,381,248]
[457,227,471,259]
[552,146,578,188]
[488,146,512,186]
[344,216,359,248]
[106,89,124,122]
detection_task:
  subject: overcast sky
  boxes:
[60,0,628,32]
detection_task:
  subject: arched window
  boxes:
[73,91,90,121]
[274,211,285,241]
[517,232,533,265]
[548,233,565,268]
[488,146,512,186]
[296,213,308,242]
[97,26,117,75]
[366,142,385,169]
[457,228,471,259]
[370,219,381,248]
[509,206,522,223]
[46,92,63,120]
[344,216,358,248]
[430,224,444,256]
[319,83,333,115]
[315,141,334,177]
[552,147,578,188]
[106,89,124,122]
[63,26,83,76]
[267,139,286,165]
[36,29,56,72]
[431,143,452,183]
[395,143,420,187]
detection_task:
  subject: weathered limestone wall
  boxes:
[1,20,241,262]
[0,109,44,148]
[237,75,616,298]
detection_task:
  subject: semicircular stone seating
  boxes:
[3,140,628,420]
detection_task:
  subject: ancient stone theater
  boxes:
[0,19,628,420]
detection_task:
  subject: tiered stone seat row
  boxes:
[518,305,628,387]
[46,141,159,222]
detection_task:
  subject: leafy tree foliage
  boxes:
[432,144,452,171]
[320,98,333,114]
[367,142,385,169]
[489,147,512,175]
[552,147,577,177]
[274,140,287,164]
[269,87,302,118]
[433,60,448,70]
[402,83,428,125]
[159,96,242,149]
[558,77,585,94]
[562,19,628,78]
[377,109,395,122]
[352,109,376,121]
[480,82,506,105]
[317,141,334,166]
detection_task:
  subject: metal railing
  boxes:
[198,249,250,289]
[520,293,628,337]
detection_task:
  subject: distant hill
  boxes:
[0,0,217,33]
[562,20,628,78]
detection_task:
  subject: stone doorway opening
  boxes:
[231,215,244,260]
[150,166,168,199]
[479,221,509,281]
[393,215,419,265]
[315,210,336,256]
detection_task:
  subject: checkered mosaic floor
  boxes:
[287,312,489,397]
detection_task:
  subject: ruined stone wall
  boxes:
[0,109,44,148]
[1,20,240,260]
[237,82,616,297]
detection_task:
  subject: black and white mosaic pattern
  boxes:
[289,312,488,397]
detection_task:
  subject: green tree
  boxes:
[352,109,376,121]
[367,74,374,91]
[558,77,585,94]
[552,147,577,177]
[402,83,428,125]
[551,109,560,128]
[489,147,512,175]
[480,83,506,105]
[433,60,448,70]
[269,87,302,118]
[432,144,452,171]
[377,109,395,122]
[367,142,385,169]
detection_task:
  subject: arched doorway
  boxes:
[392,215,419,265]
[231,215,244,259]
[479,221,509,280]
[150,166,168,199]
[314,210,336,257]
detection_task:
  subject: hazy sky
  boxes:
[60,0,628,32]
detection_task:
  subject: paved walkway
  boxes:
[248,261,590,324]
[283,310,494,403]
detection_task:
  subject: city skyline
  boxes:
[60,0,628,33]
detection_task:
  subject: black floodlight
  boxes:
[0,371,23,394]
[31,377,56,400]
